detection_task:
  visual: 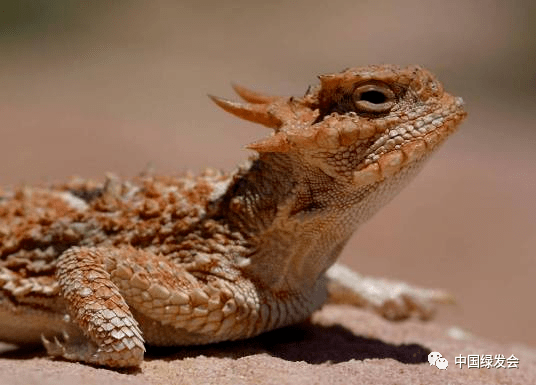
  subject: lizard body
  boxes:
[0,65,466,367]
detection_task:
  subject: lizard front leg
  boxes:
[46,246,266,367]
[43,246,145,367]
[325,263,454,320]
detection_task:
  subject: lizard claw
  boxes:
[41,333,68,357]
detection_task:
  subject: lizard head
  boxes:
[210,65,466,187]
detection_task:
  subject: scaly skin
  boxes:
[0,65,466,367]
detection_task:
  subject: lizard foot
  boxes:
[42,330,143,368]
[41,333,143,367]
[325,263,454,320]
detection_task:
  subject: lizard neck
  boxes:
[215,151,429,295]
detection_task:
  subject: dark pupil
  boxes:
[360,90,386,104]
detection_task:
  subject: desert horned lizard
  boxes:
[0,65,466,367]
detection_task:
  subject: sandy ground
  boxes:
[1,306,535,384]
[0,1,535,383]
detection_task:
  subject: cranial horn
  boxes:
[231,83,279,104]
[208,95,281,128]
[246,132,291,153]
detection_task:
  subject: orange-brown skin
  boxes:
[0,65,466,367]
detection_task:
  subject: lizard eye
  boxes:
[353,82,395,113]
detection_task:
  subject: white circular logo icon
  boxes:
[428,352,442,366]
[428,352,448,370]
[435,357,449,370]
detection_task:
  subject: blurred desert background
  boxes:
[0,0,534,351]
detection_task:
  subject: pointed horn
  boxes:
[317,73,339,92]
[317,74,337,83]
[246,132,291,153]
[208,95,281,128]
[231,83,279,104]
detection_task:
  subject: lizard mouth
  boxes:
[352,97,466,187]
